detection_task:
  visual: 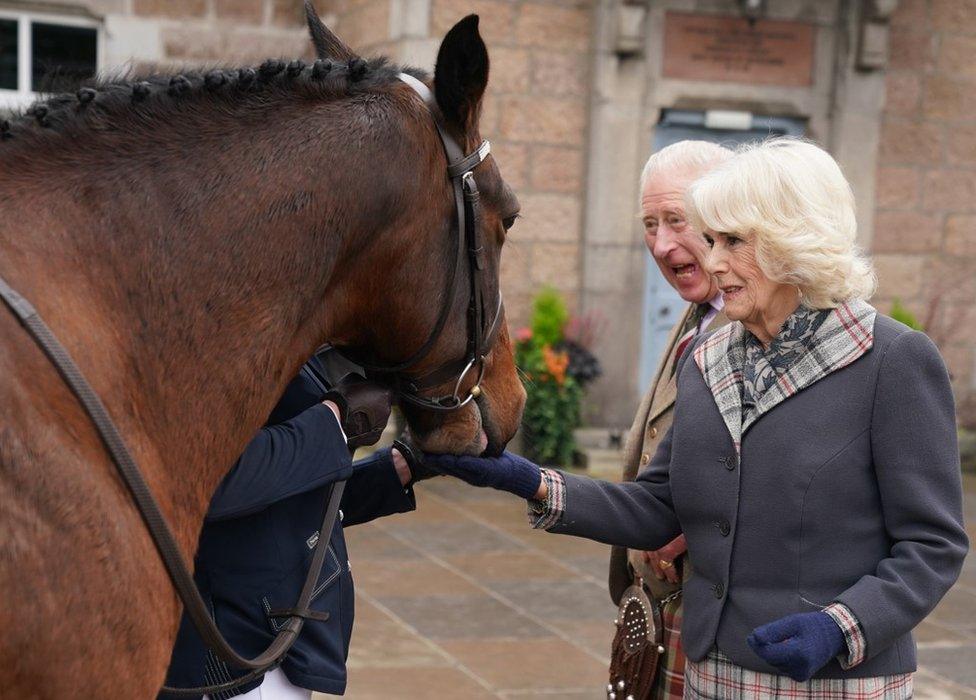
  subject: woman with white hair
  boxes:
[423,138,968,698]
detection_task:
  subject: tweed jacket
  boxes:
[608,303,729,604]
[550,306,968,678]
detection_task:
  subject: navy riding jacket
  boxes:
[161,357,416,698]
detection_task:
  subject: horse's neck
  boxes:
[0,110,405,553]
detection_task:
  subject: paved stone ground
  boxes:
[316,474,976,699]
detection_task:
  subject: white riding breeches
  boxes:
[205,668,312,700]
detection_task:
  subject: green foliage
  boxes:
[520,376,582,467]
[514,288,582,467]
[529,287,568,347]
[890,299,923,331]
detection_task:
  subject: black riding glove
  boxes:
[323,373,392,450]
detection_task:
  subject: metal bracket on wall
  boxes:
[858,0,901,71]
[613,1,647,58]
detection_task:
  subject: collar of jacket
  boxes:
[693,299,877,454]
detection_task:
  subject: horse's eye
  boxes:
[502,214,519,231]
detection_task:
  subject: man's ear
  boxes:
[304,1,358,61]
[433,15,489,133]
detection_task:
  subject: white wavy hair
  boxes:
[685,138,876,309]
[639,140,733,195]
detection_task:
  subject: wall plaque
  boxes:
[663,12,815,87]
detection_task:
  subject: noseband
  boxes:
[329,73,503,412]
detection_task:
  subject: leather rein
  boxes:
[0,73,499,696]
[329,73,503,413]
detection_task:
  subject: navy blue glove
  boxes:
[747,612,846,682]
[421,450,542,500]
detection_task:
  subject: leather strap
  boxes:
[0,274,347,696]
[330,74,499,412]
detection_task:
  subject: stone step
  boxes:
[576,446,625,481]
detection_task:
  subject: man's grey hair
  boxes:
[639,140,734,193]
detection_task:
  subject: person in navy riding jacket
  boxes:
[161,352,421,699]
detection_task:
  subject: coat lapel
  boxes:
[645,304,696,425]
[694,323,746,453]
[648,308,730,424]
[694,300,877,453]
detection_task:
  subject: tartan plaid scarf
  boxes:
[693,300,877,453]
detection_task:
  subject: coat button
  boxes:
[716,520,731,536]
[640,453,650,466]
[724,456,736,471]
[649,426,658,439]
[712,583,725,599]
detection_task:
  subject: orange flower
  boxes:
[542,345,569,384]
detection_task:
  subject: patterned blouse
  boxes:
[528,304,914,699]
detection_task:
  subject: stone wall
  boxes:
[874,0,976,425]
[34,0,313,71]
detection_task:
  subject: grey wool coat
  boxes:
[548,306,968,679]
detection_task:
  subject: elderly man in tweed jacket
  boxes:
[606,140,732,699]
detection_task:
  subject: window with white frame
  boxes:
[0,11,100,111]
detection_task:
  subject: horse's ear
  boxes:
[304,1,358,61]
[434,15,489,132]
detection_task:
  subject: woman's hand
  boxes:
[421,450,543,500]
[747,612,845,681]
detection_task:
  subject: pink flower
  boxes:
[515,327,532,343]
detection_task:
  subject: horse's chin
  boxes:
[406,402,486,455]
[404,388,520,457]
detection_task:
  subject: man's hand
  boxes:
[323,374,392,450]
[641,534,687,584]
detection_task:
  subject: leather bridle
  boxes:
[0,72,503,696]
[329,72,504,413]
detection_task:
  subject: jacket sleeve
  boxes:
[834,329,969,661]
[340,449,417,527]
[206,403,353,521]
[546,424,681,551]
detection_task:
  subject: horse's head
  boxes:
[305,4,525,456]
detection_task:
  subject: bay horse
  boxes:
[0,5,525,698]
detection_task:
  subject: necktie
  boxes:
[670,303,709,378]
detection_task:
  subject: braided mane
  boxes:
[0,57,426,146]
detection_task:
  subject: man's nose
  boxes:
[652,226,678,260]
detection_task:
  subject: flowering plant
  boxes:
[515,288,601,466]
